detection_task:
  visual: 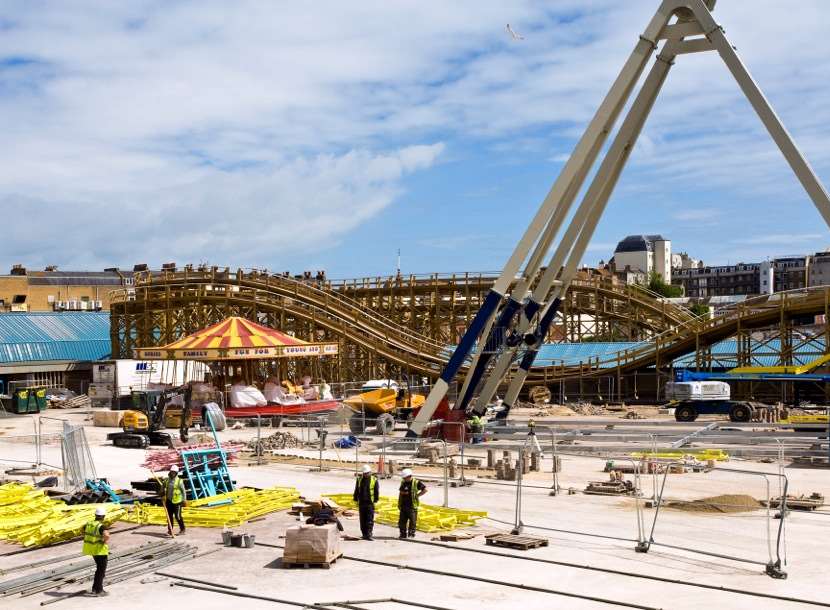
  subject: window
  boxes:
[81,296,90,302]
[12,295,26,304]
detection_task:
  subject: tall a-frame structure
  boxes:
[409,0,830,436]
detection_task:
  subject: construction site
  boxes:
[2,1,830,609]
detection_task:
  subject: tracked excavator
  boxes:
[107,384,194,448]
[406,0,830,442]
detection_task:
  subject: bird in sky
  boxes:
[506,23,524,41]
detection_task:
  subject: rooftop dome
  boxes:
[614,234,667,254]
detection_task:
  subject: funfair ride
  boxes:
[408,0,830,438]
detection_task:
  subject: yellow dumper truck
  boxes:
[343,379,426,434]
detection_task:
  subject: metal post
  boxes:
[442,439,449,508]
[256,414,262,466]
[459,436,466,485]
[551,425,559,495]
[318,417,325,472]
[34,417,40,469]
[512,448,525,535]
[381,424,387,479]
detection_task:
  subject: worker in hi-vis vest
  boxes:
[83,507,111,596]
[162,465,187,536]
[353,464,380,540]
[397,468,426,539]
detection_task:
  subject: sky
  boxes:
[1,1,829,278]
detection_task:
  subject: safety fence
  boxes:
[237,415,794,578]
[0,415,96,490]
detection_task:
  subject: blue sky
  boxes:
[1,1,829,278]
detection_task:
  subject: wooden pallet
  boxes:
[767,494,824,511]
[282,552,342,569]
[485,534,548,550]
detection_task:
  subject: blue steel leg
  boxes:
[407,290,504,437]
[496,298,562,420]
[454,297,523,412]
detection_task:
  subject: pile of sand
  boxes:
[666,494,762,513]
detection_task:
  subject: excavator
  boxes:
[107,384,193,449]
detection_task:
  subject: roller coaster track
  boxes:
[110,270,829,385]
[109,267,694,380]
[111,270,450,376]
[539,286,830,382]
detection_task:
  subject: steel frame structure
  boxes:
[108,269,690,379]
[110,271,830,402]
[408,0,830,435]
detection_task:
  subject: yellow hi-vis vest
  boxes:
[398,478,420,509]
[357,474,378,499]
[82,520,108,556]
[165,476,186,504]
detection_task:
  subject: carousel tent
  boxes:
[134,316,338,361]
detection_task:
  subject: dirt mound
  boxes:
[246,431,303,452]
[667,494,762,513]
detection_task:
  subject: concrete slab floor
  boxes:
[1,411,830,609]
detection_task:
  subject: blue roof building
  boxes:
[0,312,111,372]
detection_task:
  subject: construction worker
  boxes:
[353,464,379,540]
[468,414,484,444]
[83,507,110,597]
[397,468,426,539]
[162,465,187,536]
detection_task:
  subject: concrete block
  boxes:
[93,409,123,427]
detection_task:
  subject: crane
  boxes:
[407,0,830,438]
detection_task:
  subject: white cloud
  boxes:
[1,144,444,268]
[0,1,828,271]
[672,208,722,222]
[733,233,826,246]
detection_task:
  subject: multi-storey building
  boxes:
[0,265,139,312]
[610,234,672,283]
[808,250,830,287]
[673,262,761,298]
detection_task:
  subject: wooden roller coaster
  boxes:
[109,267,829,402]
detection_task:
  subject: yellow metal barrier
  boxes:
[324,494,487,533]
[0,483,125,547]
[123,487,300,528]
[780,414,829,424]
[630,449,730,461]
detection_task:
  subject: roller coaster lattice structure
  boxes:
[109,267,830,403]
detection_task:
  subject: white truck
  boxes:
[89,360,208,408]
[664,379,754,422]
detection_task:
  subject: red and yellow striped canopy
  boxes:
[134,317,339,361]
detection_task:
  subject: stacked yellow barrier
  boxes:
[123,487,300,528]
[631,449,730,461]
[0,482,125,547]
[324,494,487,533]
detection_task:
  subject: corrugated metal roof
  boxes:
[0,312,111,364]
[533,342,643,367]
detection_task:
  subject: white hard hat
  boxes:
[95,507,106,517]
[169,465,179,473]
[401,468,413,478]
[361,464,371,474]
